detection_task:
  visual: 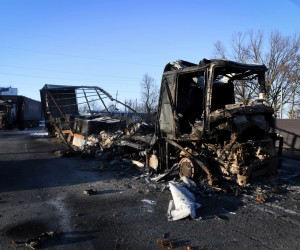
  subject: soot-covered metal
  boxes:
[148,59,283,186]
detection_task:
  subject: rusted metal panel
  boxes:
[274,119,300,150]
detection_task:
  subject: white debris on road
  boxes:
[180,176,197,189]
[30,132,49,137]
[141,199,157,205]
[141,199,157,213]
[167,181,201,221]
[132,160,145,168]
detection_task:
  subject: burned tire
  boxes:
[179,157,200,179]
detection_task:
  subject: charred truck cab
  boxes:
[149,59,283,186]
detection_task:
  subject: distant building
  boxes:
[0,87,18,95]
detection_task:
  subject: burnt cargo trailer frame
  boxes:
[0,95,41,129]
[40,84,80,133]
[40,84,140,150]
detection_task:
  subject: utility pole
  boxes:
[290,82,296,119]
[136,98,137,111]
[115,91,118,110]
[280,86,283,119]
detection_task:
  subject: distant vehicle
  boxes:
[0,95,42,130]
[149,59,283,186]
[0,99,13,129]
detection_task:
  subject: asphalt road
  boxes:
[0,129,300,250]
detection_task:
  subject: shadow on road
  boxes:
[42,230,99,249]
[0,129,142,193]
[0,156,134,193]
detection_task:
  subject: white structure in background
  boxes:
[0,87,18,95]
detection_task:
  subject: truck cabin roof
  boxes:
[163,58,267,94]
[163,58,267,74]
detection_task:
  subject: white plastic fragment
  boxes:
[180,176,197,189]
[141,199,157,205]
[150,173,168,182]
[132,160,145,168]
[150,163,179,182]
[167,181,201,221]
[30,132,49,137]
[141,199,157,213]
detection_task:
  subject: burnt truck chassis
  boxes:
[148,59,283,186]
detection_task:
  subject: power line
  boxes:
[0,71,143,86]
[0,64,142,80]
[0,44,162,67]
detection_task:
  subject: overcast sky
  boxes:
[1,0,299,102]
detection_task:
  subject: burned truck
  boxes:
[0,95,41,129]
[149,59,283,186]
[0,99,13,129]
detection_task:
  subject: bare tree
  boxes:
[89,100,100,112]
[124,99,139,112]
[78,104,89,115]
[140,73,159,114]
[213,30,300,117]
[214,40,227,59]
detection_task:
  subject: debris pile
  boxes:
[40,79,283,188]
[81,122,155,166]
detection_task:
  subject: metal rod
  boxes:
[83,89,92,114]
